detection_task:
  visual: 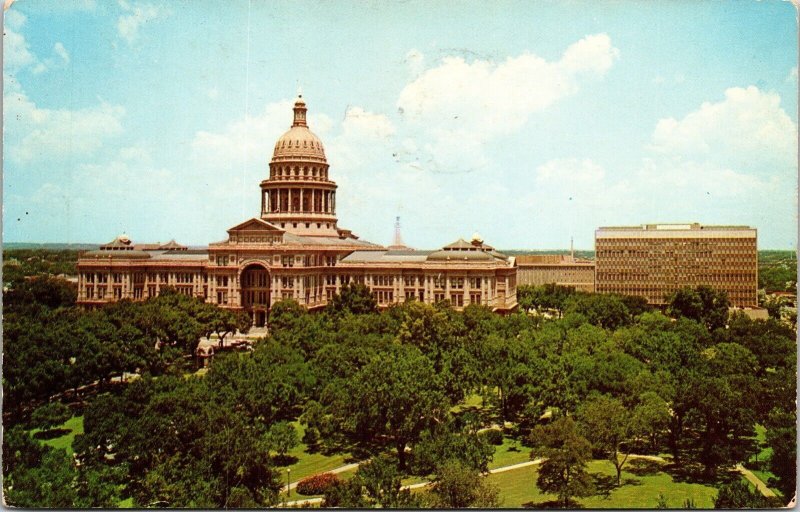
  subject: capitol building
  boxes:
[76,96,519,325]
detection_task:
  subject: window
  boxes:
[450,293,463,307]
[281,256,294,268]
[450,277,464,289]
[86,287,94,299]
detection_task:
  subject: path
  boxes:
[735,464,777,498]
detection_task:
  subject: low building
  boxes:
[515,254,595,292]
[595,223,758,307]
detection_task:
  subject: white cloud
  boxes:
[650,86,796,174]
[396,34,619,171]
[325,107,395,170]
[5,7,26,30]
[4,88,125,164]
[54,42,70,64]
[192,100,313,169]
[3,18,38,70]
[117,0,169,44]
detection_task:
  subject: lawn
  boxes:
[28,415,84,456]
[489,435,531,469]
[485,459,720,508]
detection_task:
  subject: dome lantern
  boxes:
[292,95,307,127]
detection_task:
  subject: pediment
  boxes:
[227,218,285,234]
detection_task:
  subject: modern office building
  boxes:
[594,223,758,307]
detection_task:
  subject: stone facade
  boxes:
[595,223,758,307]
[76,97,518,324]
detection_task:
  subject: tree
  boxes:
[328,345,446,469]
[411,423,494,476]
[428,459,501,508]
[713,480,770,508]
[530,416,594,508]
[687,343,760,477]
[564,293,631,330]
[4,447,78,508]
[577,394,632,486]
[326,282,377,316]
[764,406,796,500]
[476,333,540,421]
[264,422,299,461]
[631,391,671,453]
[30,402,72,431]
[667,285,729,331]
[356,454,416,508]
[3,426,46,477]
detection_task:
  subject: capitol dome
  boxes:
[271,96,327,164]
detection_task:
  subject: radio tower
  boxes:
[388,216,411,250]
[393,216,403,246]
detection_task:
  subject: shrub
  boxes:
[296,472,341,496]
[31,402,72,431]
[481,428,504,446]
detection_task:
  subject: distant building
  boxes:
[595,223,758,307]
[516,254,595,292]
[76,96,518,324]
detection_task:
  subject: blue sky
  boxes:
[3,0,797,249]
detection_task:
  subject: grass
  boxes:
[485,459,720,508]
[28,415,84,456]
[489,436,531,469]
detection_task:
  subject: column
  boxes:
[332,192,335,213]
[312,189,316,214]
[261,191,266,216]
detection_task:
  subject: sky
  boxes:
[3,0,798,249]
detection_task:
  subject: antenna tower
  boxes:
[393,216,404,247]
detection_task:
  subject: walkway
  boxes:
[735,464,777,498]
